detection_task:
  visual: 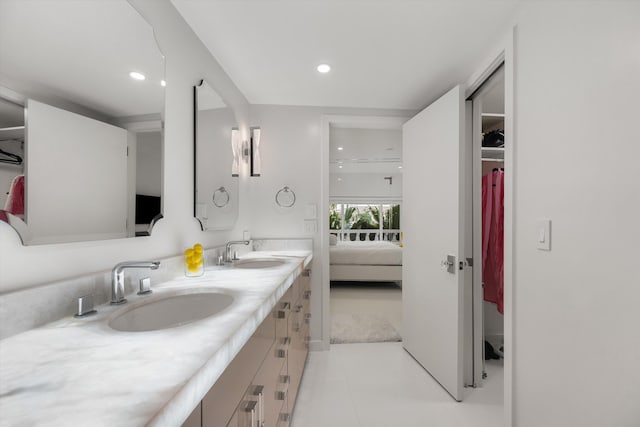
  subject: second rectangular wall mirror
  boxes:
[194,80,239,231]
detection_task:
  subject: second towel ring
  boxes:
[213,186,230,208]
[275,186,296,208]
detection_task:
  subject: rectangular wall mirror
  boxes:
[0,0,165,245]
[194,80,239,231]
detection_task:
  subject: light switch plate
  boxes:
[537,219,551,251]
[304,203,317,219]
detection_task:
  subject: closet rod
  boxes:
[481,157,504,162]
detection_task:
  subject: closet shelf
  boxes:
[0,126,25,141]
[481,147,504,153]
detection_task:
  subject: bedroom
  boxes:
[328,123,403,344]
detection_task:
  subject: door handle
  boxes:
[442,255,456,274]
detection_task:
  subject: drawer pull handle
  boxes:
[276,310,286,319]
[280,374,290,384]
[280,413,291,422]
[276,348,287,358]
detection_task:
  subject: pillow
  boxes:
[329,234,337,246]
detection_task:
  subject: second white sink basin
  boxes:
[109,292,234,332]
[233,258,286,269]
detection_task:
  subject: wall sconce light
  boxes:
[231,128,240,177]
[250,127,261,177]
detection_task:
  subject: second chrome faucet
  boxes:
[224,240,250,264]
[111,261,160,305]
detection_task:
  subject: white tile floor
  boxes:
[292,283,504,427]
[291,343,504,427]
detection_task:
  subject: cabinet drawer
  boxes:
[203,311,275,427]
[253,344,286,427]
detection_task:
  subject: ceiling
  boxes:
[171,0,519,110]
[329,127,402,174]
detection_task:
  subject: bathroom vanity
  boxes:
[0,250,312,426]
[184,266,311,427]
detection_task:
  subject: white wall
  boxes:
[0,0,250,293]
[512,2,640,426]
[330,173,402,200]
[248,105,412,348]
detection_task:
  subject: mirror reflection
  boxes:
[194,80,239,231]
[0,0,165,245]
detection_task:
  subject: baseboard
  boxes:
[309,339,327,352]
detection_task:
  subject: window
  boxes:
[329,203,400,241]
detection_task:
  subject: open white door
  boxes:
[402,85,468,401]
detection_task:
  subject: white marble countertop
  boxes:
[0,250,312,427]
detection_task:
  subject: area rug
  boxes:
[330,313,402,344]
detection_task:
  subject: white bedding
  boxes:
[330,240,402,266]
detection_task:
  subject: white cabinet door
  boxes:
[402,85,467,401]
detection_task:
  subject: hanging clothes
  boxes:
[4,174,24,217]
[482,169,504,314]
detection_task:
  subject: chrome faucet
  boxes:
[111,261,160,305]
[225,240,250,263]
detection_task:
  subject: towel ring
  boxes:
[212,186,230,208]
[275,186,296,208]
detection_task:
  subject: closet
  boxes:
[0,98,25,221]
[472,65,505,380]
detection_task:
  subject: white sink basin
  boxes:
[233,258,286,269]
[109,292,234,332]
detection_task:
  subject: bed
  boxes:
[329,240,402,282]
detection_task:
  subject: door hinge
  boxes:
[466,257,473,267]
[459,261,464,270]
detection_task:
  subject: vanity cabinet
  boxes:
[184,267,311,427]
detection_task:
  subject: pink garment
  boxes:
[482,170,504,314]
[4,174,24,216]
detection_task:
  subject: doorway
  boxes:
[327,122,404,345]
[401,52,512,406]
[469,64,506,388]
[320,115,409,351]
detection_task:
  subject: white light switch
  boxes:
[304,203,317,219]
[537,219,551,251]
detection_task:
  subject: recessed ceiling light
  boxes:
[337,146,343,151]
[129,71,146,81]
[398,166,403,169]
[338,165,343,169]
[161,80,166,87]
[317,64,331,73]
[337,178,342,181]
